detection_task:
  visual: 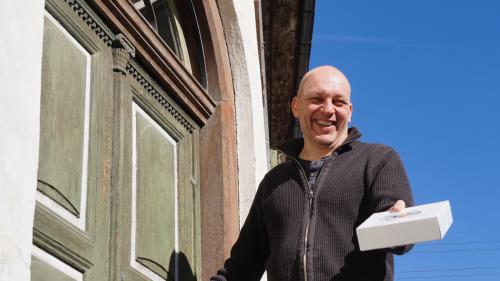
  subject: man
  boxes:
[211,66,414,281]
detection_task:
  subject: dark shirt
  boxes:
[297,156,328,189]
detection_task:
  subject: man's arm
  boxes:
[369,147,415,254]
[210,182,269,281]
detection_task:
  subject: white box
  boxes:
[356,201,453,251]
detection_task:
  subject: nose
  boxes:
[321,101,335,114]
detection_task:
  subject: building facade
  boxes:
[0,0,314,280]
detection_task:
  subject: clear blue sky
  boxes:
[310,0,500,279]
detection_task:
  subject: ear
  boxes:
[348,103,353,122]
[291,96,299,118]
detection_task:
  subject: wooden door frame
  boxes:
[194,1,240,280]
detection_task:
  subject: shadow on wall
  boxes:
[167,251,197,281]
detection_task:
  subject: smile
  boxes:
[316,120,334,127]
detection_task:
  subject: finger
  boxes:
[389,200,406,213]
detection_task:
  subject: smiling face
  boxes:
[292,66,353,159]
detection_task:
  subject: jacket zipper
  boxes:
[295,154,333,281]
[303,189,314,281]
[284,140,354,281]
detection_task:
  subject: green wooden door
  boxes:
[32,0,113,280]
[32,0,201,280]
[107,62,201,281]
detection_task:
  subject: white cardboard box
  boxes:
[356,201,453,251]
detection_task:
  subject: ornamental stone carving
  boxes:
[112,34,135,74]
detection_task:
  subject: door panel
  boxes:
[38,11,90,220]
[134,105,177,279]
[32,0,113,279]
[116,75,200,281]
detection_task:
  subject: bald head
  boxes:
[297,66,351,98]
[291,65,353,159]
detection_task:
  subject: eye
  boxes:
[309,97,322,104]
[334,99,348,106]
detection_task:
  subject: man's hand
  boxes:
[387,200,414,254]
[389,200,406,213]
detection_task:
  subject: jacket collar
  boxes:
[277,127,362,159]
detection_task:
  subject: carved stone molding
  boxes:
[112,34,135,74]
[127,63,195,133]
[64,0,113,46]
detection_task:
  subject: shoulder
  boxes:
[347,141,403,171]
[352,141,399,158]
[255,160,299,197]
[261,160,296,184]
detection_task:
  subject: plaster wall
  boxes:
[232,0,269,224]
[0,0,45,280]
[216,0,269,228]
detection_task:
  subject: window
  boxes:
[130,0,207,87]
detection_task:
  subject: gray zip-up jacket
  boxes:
[211,127,414,281]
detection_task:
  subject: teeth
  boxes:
[317,120,333,127]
